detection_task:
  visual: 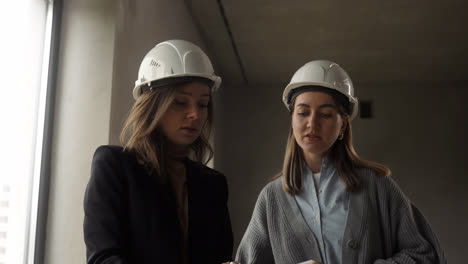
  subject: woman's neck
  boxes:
[166,142,188,161]
[303,152,324,174]
[165,143,188,181]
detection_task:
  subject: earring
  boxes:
[338,132,344,140]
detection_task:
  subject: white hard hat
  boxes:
[133,39,221,100]
[282,60,358,119]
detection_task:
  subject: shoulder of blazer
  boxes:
[93,145,125,159]
[93,145,142,175]
[95,144,141,161]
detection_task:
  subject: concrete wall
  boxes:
[215,83,468,263]
[109,0,206,144]
[45,1,116,263]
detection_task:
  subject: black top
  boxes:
[83,145,233,264]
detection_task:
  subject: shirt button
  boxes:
[322,164,327,168]
[319,243,323,248]
[318,189,323,193]
[315,216,319,220]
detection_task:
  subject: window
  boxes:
[0,0,55,263]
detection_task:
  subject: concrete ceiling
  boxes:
[186,0,468,86]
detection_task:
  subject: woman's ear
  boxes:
[341,116,349,134]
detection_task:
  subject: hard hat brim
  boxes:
[283,82,358,120]
[133,73,222,100]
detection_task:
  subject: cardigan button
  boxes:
[347,239,358,249]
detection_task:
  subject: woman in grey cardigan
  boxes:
[235,60,446,264]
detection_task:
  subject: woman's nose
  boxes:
[307,112,319,129]
[186,105,200,120]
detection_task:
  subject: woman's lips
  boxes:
[304,134,321,141]
[181,127,198,134]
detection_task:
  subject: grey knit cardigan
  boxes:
[236,168,446,264]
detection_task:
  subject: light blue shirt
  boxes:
[294,158,349,264]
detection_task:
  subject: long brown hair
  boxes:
[120,82,214,180]
[274,88,390,194]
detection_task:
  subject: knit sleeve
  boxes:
[235,186,275,264]
[373,177,447,264]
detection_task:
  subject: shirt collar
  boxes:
[303,156,335,180]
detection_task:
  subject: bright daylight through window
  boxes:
[0,0,54,263]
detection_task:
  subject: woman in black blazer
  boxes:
[83,40,233,264]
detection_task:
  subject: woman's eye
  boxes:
[297,112,308,116]
[320,113,332,118]
[174,99,187,106]
[198,102,209,108]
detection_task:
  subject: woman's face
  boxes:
[292,91,346,159]
[159,81,210,147]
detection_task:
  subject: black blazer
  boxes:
[83,145,233,264]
